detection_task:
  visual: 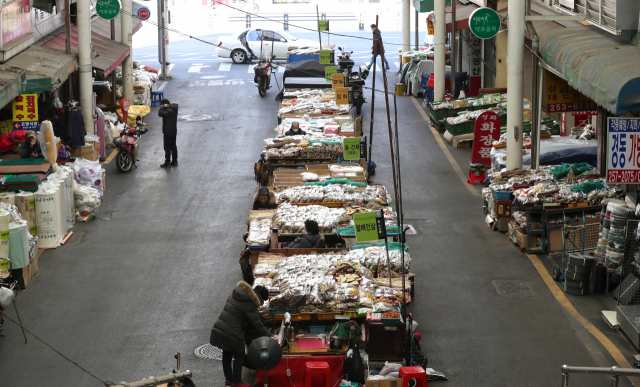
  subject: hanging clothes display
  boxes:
[67,102,86,148]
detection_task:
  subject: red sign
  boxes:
[2,0,31,46]
[120,98,130,113]
[137,7,151,21]
[471,111,501,167]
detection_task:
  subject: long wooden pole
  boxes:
[367,16,380,184]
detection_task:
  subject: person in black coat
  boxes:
[367,24,390,70]
[19,131,43,159]
[210,281,271,387]
[288,219,324,249]
[284,121,306,136]
[158,99,179,168]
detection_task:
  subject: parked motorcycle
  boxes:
[337,47,355,72]
[254,54,278,97]
[113,115,149,173]
[337,47,368,115]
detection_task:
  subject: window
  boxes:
[247,30,262,41]
[272,32,286,42]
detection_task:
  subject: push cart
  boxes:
[552,211,586,281]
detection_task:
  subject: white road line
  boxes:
[395,62,399,68]
[159,64,175,76]
[188,66,202,73]
[247,65,254,73]
[278,66,285,73]
[208,80,224,86]
[158,81,168,91]
[219,63,231,71]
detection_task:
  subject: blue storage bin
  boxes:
[494,191,512,200]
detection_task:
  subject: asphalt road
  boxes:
[0,29,637,387]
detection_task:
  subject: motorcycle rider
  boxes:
[284,121,306,136]
[367,24,390,71]
[158,99,179,168]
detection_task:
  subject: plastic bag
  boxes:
[0,286,13,309]
[569,179,606,193]
[551,163,591,180]
[73,158,103,197]
[379,362,402,376]
[301,172,319,182]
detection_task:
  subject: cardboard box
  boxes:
[71,144,98,161]
[365,378,402,387]
[516,229,538,250]
[22,252,39,287]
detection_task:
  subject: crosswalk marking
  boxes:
[247,65,254,73]
[278,66,285,73]
[219,63,231,71]
[395,62,399,68]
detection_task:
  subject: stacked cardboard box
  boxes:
[71,141,99,161]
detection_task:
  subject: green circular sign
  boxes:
[96,0,120,20]
[469,7,501,39]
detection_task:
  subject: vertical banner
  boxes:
[12,94,39,130]
[470,111,501,167]
[469,34,482,97]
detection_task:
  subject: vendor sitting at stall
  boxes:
[288,219,324,248]
[210,282,271,387]
[284,121,306,136]
[252,187,277,210]
[19,131,43,159]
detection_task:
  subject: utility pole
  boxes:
[64,0,72,99]
[434,0,445,101]
[121,0,133,100]
[450,1,456,98]
[414,9,418,50]
[158,0,167,79]
[111,18,117,107]
[77,0,93,132]
[402,0,410,52]
[506,0,524,170]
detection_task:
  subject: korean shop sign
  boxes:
[468,7,500,39]
[325,66,337,82]
[319,50,331,64]
[12,94,38,130]
[606,117,640,184]
[335,87,350,105]
[331,73,344,89]
[343,137,364,160]
[2,0,31,46]
[354,211,386,242]
[96,0,121,20]
[318,20,329,32]
[470,110,500,167]
[545,70,596,113]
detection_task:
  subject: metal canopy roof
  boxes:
[5,45,76,94]
[538,22,640,116]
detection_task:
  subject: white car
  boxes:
[216,29,319,64]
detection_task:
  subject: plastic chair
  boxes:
[151,91,164,107]
[399,366,428,387]
[468,163,486,185]
[304,361,331,387]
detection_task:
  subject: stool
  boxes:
[467,169,485,185]
[399,366,427,387]
[151,91,164,107]
[304,361,331,387]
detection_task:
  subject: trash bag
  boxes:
[343,342,365,383]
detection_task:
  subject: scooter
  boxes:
[254,54,278,97]
[337,47,355,72]
[345,65,369,115]
[113,115,149,173]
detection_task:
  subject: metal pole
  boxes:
[64,0,71,54]
[451,0,457,98]
[434,0,446,101]
[526,0,541,169]
[316,5,322,48]
[506,0,525,170]
[415,9,419,51]
[402,0,410,52]
[157,0,166,79]
[77,0,93,133]
[121,0,134,100]
[367,16,379,184]
[111,19,117,107]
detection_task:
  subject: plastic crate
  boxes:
[428,102,450,121]
[381,308,403,323]
[494,191,512,200]
[445,121,471,136]
[317,312,340,320]
[343,311,358,318]
[309,326,326,334]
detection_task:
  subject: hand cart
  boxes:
[552,211,586,281]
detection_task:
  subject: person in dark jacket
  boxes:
[210,282,270,387]
[367,24,390,70]
[19,131,43,159]
[284,121,306,136]
[288,219,324,249]
[252,187,277,210]
[158,99,179,168]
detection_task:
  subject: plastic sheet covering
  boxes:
[44,179,67,241]
[16,191,36,236]
[538,23,640,116]
[48,167,75,229]
[8,220,28,269]
[0,210,9,259]
[35,187,61,248]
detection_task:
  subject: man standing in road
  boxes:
[158,98,179,168]
[367,24,390,71]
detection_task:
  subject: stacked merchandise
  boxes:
[264,135,346,160]
[603,201,635,269]
[247,210,276,247]
[4,174,47,192]
[275,184,387,206]
[565,254,595,296]
[35,178,67,249]
[15,191,36,236]
[274,203,346,234]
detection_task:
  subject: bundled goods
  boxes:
[4,174,47,192]
[35,182,63,249]
[273,203,346,233]
[514,180,622,206]
[264,135,346,159]
[8,220,29,269]
[275,184,387,205]
[0,192,15,206]
[247,218,272,246]
[73,158,103,197]
[15,191,36,235]
[565,254,594,296]
[74,184,101,219]
[278,93,350,115]
[48,166,75,230]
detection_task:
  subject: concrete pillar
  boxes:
[121,0,133,100]
[506,0,525,170]
[402,0,410,52]
[434,0,446,101]
[77,0,93,133]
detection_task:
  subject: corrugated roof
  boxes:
[91,13,143,41]
[4,46,76,93]
[538,23,640,115]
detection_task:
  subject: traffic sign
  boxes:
[96,0,120,20]
[469,7,500,39]
[137,6,151,20]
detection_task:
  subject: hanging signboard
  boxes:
[2,0,32,46]
[468,7,500,39]
[319,50,331,64]
[470,110,501,167]
[606,117,640,184]
[318,20,329,32]
[354,211,386,242]
[331,73,345,89]
[12,94,39,130]
[343,137,366,160]
[335,87,350,105]
[426,19,434,35]
[96,0,120,20]
[325,66,337,82]
[545,70,597,113]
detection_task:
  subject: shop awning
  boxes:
[4,46,76,94]
[91,12,144,41]
[42,25,130,77]
[0,66,25,109]
[427,3,479,33]
[537,23,640,116]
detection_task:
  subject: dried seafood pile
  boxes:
[273,203,347,233]
[264,135,346,159]
[299,144,343,162]
[276,184,387,204]
[279,98,350,116]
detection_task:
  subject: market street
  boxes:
[0,33,637,387]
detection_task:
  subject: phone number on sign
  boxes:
[607,169,640,183]
[547,102,597,112]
